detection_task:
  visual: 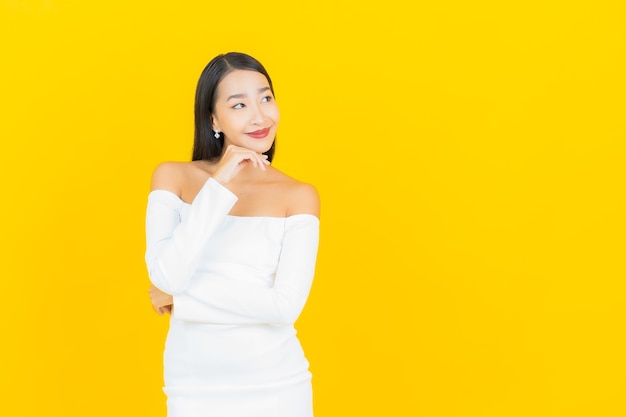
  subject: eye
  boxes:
[261,95,273,103]
[232,103,245,109]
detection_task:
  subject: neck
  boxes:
[234,163,271,184]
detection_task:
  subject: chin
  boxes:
[228,135,275,153]
[252,139,275,154]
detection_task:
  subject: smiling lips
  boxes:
[246,128,271,139]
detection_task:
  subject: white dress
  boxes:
[145,177,319,417]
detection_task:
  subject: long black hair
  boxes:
[191,52,276,162]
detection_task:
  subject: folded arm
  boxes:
[171,214,320,325]
[144,177,238,294]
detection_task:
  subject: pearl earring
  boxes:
[214,130,220,139]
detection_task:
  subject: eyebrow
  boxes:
[227,86,271,101]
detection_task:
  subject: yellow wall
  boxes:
[1,1,625,415]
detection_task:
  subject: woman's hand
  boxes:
[149,284,173,315]
[212,145,270,185]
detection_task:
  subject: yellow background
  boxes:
[1,0,625,416]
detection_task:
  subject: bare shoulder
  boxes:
[150,161,195,195]
[289,181,320,218]
[273,169,320,218]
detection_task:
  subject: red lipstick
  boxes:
[246,128,270,139]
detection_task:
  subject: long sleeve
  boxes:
[172,214,320,325]
[144,178,238,294]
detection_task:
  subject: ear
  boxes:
[211,115,221,132]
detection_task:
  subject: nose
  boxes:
[250,103,267,125]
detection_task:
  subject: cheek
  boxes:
[269,105,280,122]
[217,113,242,130]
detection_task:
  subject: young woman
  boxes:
[145,52,320,417]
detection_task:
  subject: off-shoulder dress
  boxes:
[145,177,319,417]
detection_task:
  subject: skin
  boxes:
[148,69,320,315]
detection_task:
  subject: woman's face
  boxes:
[211,69,280,155]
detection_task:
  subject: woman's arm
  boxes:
[171,184,321,325]
[172,214,320,325]
[145,163,238,294]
